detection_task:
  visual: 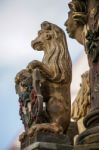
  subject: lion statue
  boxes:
[27,21,72,136]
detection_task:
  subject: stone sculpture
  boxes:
[27,21,72,135]
[15,0,99,149]
[15,21,72,148]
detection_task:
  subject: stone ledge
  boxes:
[74,143,99,150]
[21,142,99,150]
[21,131,70,149]
[22,142,73,150]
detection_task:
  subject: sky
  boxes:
[0,0,87,149]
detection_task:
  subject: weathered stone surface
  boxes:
[21,121,78,149]
[21,131,70,149]
[21,142,99,150]
[22,142,73,150]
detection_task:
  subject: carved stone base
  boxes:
[21,131,70,150]
[21,142,99,150]
[22,142,73,150]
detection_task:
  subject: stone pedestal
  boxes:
[21,142,99,150]
[22,142,73,150]
[21,131,71,150]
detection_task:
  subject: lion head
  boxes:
[31,21,72,83]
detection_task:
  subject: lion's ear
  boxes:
[41,21,51,30]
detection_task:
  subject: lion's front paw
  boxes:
[27,123,63,137]
[27,60,39,71]
[51,123,63,134]
[19,132,27,142]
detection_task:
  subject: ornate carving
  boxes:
[15,21,72,144]
[15,69,49,142]
[28,21,72,83]
[27,21,72,136]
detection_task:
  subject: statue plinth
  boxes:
[21,131,71,150]
[21,142,73,150]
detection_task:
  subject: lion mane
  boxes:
[40,21,72,84]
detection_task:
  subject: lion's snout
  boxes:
[31,39,39,49]
[31,38,43,51]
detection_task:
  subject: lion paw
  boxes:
[19,132,27,142]
[28,123,63,137]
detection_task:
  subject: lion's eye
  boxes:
[46,34,51,40]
